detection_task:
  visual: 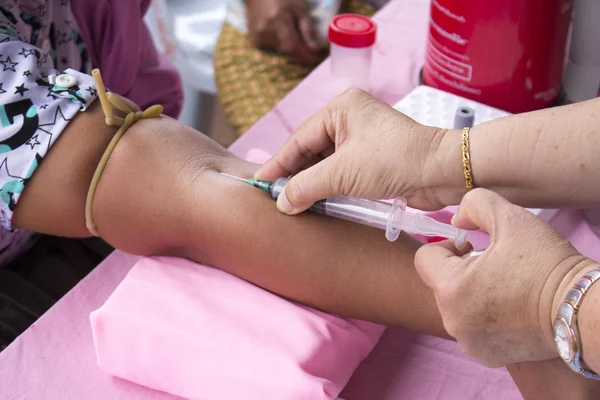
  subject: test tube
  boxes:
[453,106,475,129]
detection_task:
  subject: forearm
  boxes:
[92,116,446,335]
[435,98,600,208]
[18,108,435,333]
[14,103,440,331]
[13,104,433,329]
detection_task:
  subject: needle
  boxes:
[220,172,247,183]
[220,172,274,194]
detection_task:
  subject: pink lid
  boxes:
[328,14,377,48]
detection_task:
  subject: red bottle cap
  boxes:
[427,236,447,244]
[328,14,377,48]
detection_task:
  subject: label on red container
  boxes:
[426,1,482,97]
[423,0,573,114]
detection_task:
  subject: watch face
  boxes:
[554,318,574,362]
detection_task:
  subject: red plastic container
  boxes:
[423,0,573,113]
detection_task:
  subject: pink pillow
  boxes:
[90,257,385,399]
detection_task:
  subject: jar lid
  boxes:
[328,14,377,48]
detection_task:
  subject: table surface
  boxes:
[2,1,600,399]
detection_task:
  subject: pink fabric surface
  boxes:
[1,1,599,399]
[91,257,384,400]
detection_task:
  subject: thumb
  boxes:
[415,240,471,289]
[277,154,341,215]
[288,0,319,50]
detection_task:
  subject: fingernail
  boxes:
[451,214,456,225]
[277,191,295,214]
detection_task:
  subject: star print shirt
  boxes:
[0,1,98,266]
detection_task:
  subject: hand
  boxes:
[255,89,454,214]
[414,188,594,367]
[245,0,321,64]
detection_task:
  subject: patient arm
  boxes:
[13,109,600,399]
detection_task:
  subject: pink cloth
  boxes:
[91,257,384,399]
[1,1,599,399]
[70,0,184,118]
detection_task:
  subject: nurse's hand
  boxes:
[415,188,594,367]
[255,89,453,214]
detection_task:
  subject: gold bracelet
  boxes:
[84,69,163,236]
[461,127,474,191]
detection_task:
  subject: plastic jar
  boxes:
[328,14,377,95]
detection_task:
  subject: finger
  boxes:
[298,15,320,50]
[290,37,320,64]
[414,240,463,288]
[255,107,338,181]
[275,11,301,53]
[246,12,277,50]
[275,12,318,64]
[451,188,516,232]
[288,0,320,50]
[276,153,342,214]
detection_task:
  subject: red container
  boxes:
[423,0,573,113]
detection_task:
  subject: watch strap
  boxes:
[556,267,600,379]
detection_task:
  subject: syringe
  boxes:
[221,173,468,247]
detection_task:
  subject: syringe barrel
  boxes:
[269,176,467,245]
[269,177,394,231]
[401,212,466,242]
[270,177,290,200]
[312,196,394,231]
